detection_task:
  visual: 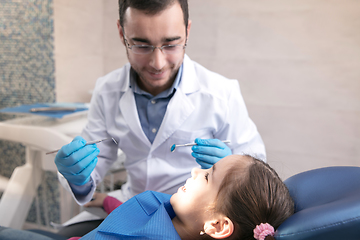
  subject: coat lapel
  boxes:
[151,55,200,151]
[119,88,151,147]
[151,88,194,151]
[119,55,199,151]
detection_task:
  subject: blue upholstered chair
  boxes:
[2,166,360,240]
[275,166,360,240]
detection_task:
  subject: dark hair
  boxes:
[118,0,189,31]
[214,155,294,240]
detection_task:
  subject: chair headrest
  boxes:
[275,166,360,240]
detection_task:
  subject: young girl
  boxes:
[71,154,294,240]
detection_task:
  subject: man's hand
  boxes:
[55,136,99,186]
[191,138,232,169]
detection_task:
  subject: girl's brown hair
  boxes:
[214,155,294,240]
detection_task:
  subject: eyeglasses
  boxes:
[124,37,187,55]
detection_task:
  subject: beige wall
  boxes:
[54,0,360,179]
[54,0,128,102]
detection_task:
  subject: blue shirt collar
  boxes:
[130,64,183,98]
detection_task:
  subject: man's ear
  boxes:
[117,20,125,46]
[186,19,192,40]
[203,216,234,239]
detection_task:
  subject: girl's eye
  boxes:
[205,172,209,181]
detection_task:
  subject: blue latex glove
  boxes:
[55,136,100,186]
[191,138,232,169]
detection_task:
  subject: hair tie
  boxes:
[253,223,275,240]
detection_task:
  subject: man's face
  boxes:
[118,2,191,96]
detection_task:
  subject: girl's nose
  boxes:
[191,167,201,179]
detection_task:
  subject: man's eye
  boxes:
[136,45,151,49]
[132,45,153,54]
[205,172,209,181]
[164,45,179,52]
[164,45,176,49]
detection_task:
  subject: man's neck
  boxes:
[136,75,175,97]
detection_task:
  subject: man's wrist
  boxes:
[70,178,93,196]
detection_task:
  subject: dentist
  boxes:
[55,0,265,212]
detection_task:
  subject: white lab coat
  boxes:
[59,54,266,205]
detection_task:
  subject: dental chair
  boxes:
[275,166,360,240]
[3,166,360,240]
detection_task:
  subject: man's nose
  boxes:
[149,48,166,70]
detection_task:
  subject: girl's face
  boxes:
[170,155,249,230]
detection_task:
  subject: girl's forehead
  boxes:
[213,155,251,179]
[217,155,251,168]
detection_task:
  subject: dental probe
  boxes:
[170,140,230,152]
[45,137,118,155]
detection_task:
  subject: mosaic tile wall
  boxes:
[0,0,59,226]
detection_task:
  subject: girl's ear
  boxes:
[203,216,234,239]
